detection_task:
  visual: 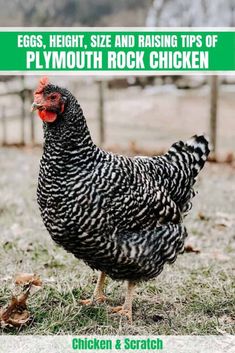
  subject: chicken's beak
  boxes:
[31,102,43,112]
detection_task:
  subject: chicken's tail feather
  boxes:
[184,134,210,177]
[167,134,210,178]
[163,134,210,216]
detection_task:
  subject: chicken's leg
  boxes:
[111,281,135,323]
[80,272,107,305]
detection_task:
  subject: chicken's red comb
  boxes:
[35,76,49,94]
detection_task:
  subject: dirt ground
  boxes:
[0,146,234,335]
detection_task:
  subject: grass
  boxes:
[1,261,234,335]
[0,147,234,335]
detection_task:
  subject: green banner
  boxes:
[0,29,235,72]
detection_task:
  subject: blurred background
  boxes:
[0,0,234,159]
[0,0,234,27]
[0,74,235,160]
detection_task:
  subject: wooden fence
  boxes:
[0,77,218,154]
[0,79,105,147]
[0,88,35,146]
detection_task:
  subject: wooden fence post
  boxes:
[97,80,105,146]
[20,76,26,145]
[1,106,6,145]
[30,112,35,145]
[209,75,218,157]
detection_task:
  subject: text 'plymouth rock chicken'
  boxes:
[32,77,210,322]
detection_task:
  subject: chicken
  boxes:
[32,77,210,322]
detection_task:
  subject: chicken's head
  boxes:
[32,77,67,123]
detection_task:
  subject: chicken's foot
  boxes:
[80,272,107,305]
[111,281,135,323]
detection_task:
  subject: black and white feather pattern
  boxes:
[37,83,210,281]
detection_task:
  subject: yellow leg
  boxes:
[111,281,135,323]
[80,272,107,305]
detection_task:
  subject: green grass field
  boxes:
[0,147,234,335]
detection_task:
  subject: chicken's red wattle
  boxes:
[38,110,57,123]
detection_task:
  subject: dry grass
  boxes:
[0,147,234,335]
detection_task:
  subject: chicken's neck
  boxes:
[43,101,97,160]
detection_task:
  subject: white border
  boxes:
[0,335,234,353]
[0,27,234,75]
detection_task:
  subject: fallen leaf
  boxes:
[15,273,42,287]
[0,273,42,328]
[197,212,210,221]
[184,245,200,254]
[0,288,31,328]
[215,221,234,229]
[6,310,31,327]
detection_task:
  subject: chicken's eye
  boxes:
[50,94,57,100]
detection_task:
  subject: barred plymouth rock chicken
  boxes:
[32,77,210,322]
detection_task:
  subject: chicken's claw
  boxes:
[80,299,93,306]
[110,305,132,323]
[80,294,107,306]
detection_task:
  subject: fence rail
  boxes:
[0,77,224,156]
